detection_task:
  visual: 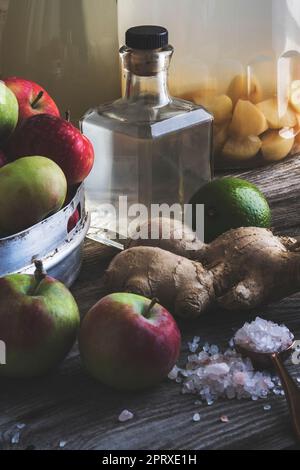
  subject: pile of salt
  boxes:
[169,317,294,405]
[234,317,294,354]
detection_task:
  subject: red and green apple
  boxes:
[79,293,181,391]
[0,264,80,378]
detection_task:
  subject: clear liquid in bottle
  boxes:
[81,26,213,238]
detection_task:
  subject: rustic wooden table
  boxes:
[1,158,300,450]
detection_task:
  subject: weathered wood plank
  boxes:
[1,157,300,450]
[0,242,300,451]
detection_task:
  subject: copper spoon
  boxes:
[235,341,300,442]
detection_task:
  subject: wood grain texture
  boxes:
[1,157,300,450]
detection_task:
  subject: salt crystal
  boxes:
[192,413,201,422]
[210,345,219,355]
[188,336,201,353]
[203,342,210,353]
[188,343,198,353]
[168,366,179,380]
[198,351,209,363]
[234,317,294,354]
[179,344,278,406]
[188,354,198,363]
[59,440,67,448]
[16,423,26,430]
[194,400,202,405]
[11,431,20,445]
[272,376,281,386]
[297,377,300,384]
[233,371,245,386]
[118,410,134,423]
[220,415,229,423]
[263,405,271,411]
[205,363,230,376]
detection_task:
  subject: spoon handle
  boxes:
[271,354,300,442]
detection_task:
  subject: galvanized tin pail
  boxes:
[0,184,90,287]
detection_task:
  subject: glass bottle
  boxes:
[81,26,213,236]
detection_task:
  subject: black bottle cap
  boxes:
[126,26,169,50]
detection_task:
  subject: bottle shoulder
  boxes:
[82,97,213,139]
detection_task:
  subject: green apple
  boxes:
[0,156,67,235]
[0,264,80,378]
[0,81,18,142]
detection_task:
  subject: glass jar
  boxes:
[118,0,300,169]
[81,26,212,236]
[0,0,120,122]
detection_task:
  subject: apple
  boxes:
[4,77,60,126]
[0,262,80,378]
[0,156,67,235]
[8,114,95,185]
[79,293,181,391]
[0,81,18,143]
[0,149,7,168]
[67,208,80,233]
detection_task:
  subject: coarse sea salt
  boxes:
[168,346,278,404]
[11,431,20,445]
[234,317,294,354]
[118,410,134,423]
[220,415,229,423]
[188,336,201,353]
[169,318,293,406]
[16,423,26,430]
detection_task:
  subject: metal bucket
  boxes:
[0,184,90,287]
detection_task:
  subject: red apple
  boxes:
[79,293,181,390]
[4,77,60,126]
[0,150,6,168]
[67,208,80,233]
[8,114,95,185]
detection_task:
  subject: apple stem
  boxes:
[31,91,44,109]
[33,259,47,282]
[65,110,71,122]
[145,298,159,318]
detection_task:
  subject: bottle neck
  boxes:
[120,45,174,107]
[124,70,170,106]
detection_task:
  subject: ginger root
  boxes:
[104,223,300,319]
[126,217,205,260]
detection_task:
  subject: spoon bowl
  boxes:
[235,340,296,370]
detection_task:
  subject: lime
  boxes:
[189,177,271,242]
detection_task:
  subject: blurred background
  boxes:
[0,0,120,122]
